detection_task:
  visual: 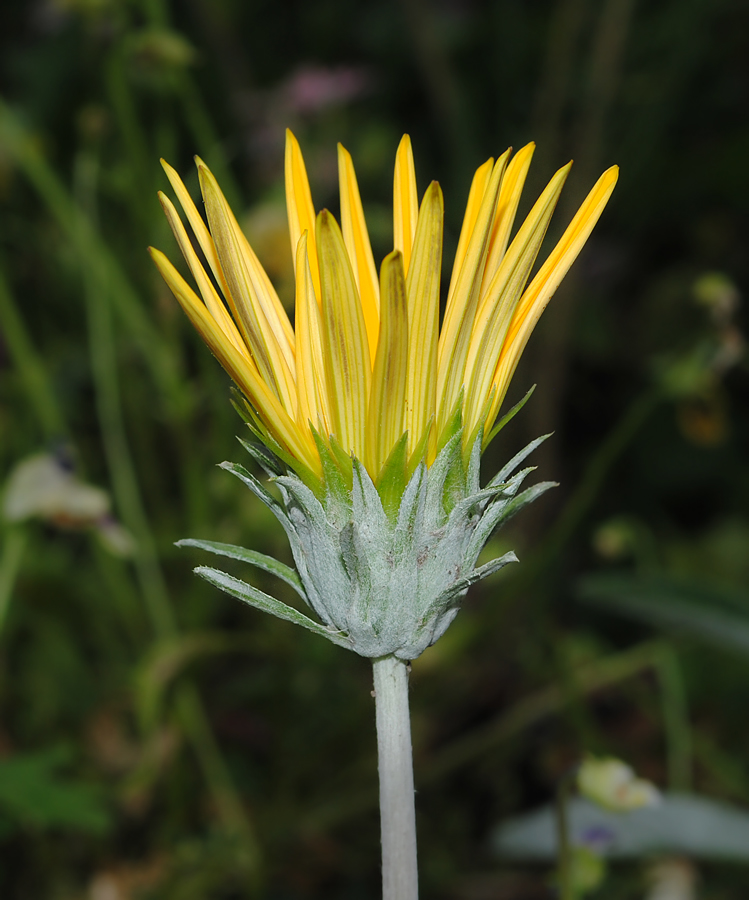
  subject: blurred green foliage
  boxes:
[1,0,749,897]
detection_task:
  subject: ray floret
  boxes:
[151,131,617,494]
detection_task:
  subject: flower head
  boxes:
[150,133,617,659]
[150,131,617,496]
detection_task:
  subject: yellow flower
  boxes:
[150,131,617,490]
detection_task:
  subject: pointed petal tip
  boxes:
[317,208,335,227]
[510,141,536,165]
[381,247,404,269]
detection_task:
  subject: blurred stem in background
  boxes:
[526,0,637,496]
[0,529,26,637]
[531,0,589,174]
[0,88,266,889]
[0,101,183,411]
[538,388,663,570]
[555,769,575,900]
[0,262,62,640]
[0,263,68,441]
[73,142,263,884]
[400,0,475,176]
[106,47,155,232]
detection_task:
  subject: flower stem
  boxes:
[373,656,418,900]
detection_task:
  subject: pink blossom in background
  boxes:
[284,64,373,114]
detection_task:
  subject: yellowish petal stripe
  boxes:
[198,162,296,367]
[316,210,372,460]
[393,135,419,275]
[158,192,247,356]
[444,157,493,312]
[199,165,298,416]
[480,143,535,300]
[437,155,507,428]
[160,158,227,293]
[463,161,571,434]
[485,164,620,436]
[366,251,409,477]
[294,231,330,434]
[149,247,320,476]
[404,181,443,457]
[338,144,381,363]
[285,130,321,301]
[161,159,264,365]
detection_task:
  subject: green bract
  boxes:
[180,432,554,660]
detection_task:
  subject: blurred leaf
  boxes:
[493,793,749,861]
[577,573,749,657]
[0,745,111,835]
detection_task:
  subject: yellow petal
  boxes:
[393,135,419,275]
[463,161,571,435]
[197,157,296,362]
[404,181,443,456]
[444,157,493,311]
[160,158,226,292]
[437,155,507,428]
[480,143,535,299]
[149,247,319,476]
[285,130,321,302]
[158,191,247,356]
[316,210,372,459]
[199,163,298,416]
[486,165,620,435]
[294,231,330,434]
[338,143,380,362]
[366,251,409,478]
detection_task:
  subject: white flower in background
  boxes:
[2,452,133,557]
[578,756,661,813]
[4,452,110,525]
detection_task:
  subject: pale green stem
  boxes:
[373,656,418,900]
